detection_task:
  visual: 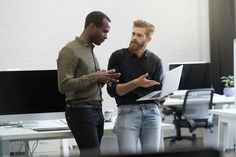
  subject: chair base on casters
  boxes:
[165,133,197,147]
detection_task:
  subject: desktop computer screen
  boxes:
[0,69,66,122]
[169,62,212,90]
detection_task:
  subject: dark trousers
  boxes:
[65,103,104,157]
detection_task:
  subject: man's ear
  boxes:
[88,23,96,31]
[147,36,152,43]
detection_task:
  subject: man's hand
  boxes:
[134,73,160,88]
[115,73,159,96]
[93,69,121,84]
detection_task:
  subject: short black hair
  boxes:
[84,11,111,29]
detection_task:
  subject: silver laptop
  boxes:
[137,65,183,101]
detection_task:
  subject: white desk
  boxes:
[163,92,234,106]
[0,121,173,157]
[0,122,115,157]
[0,92,232,156]
[209,108,236,151]
[0,127,71,157]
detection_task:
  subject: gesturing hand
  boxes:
[94,69,121,84]
[134,73,160,88]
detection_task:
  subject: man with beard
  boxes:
[57,11,120,157]
[107,19,163,155]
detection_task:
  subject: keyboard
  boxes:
[33,126,70,132]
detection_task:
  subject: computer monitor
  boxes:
[168,62,212,90]
[0,69,66,123]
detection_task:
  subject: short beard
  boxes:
[128,41,145,52]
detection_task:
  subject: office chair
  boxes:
[162,88,214,146]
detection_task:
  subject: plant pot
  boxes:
[223,87,235,97]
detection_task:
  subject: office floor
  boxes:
[164,138,235,157]
[9,138,235,157]
[66,138,236,157]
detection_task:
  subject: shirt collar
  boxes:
[76,36,95,49]
[128,49,149,59]
[142,50,148,58]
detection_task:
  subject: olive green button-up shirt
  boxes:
[57,37,103,103]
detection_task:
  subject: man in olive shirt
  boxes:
[57,11,120,157]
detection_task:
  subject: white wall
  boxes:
[0,0,210,115]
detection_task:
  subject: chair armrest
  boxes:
[162,107,176,115]
[186,119,196,132]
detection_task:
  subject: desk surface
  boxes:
[209,108,236,117]
[0,121,174,141]
[163,91,234,106]
[0,121,115,141]
[0,122,116,157]
[0,127,72,141]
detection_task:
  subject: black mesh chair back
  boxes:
[163,88,214,146]
[183,89,214,120]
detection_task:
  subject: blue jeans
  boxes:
[114,103,162,154]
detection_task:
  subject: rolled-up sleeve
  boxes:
[106,52,121,97]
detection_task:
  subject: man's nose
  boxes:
[104,33,108,39]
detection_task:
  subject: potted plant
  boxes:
[221,75,234,97]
